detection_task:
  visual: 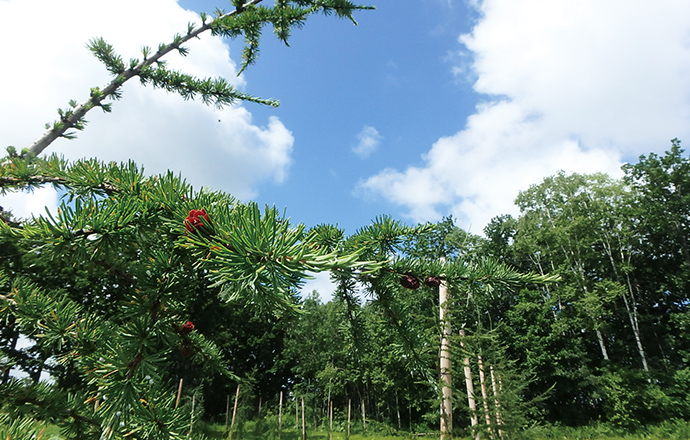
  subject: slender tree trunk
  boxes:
[347,398,351,440]
[580,283,610,361]
[279,391,283,440]
[548,202,611,362]
[361,398,366,432]
[603,233,649,371]
[408,393,412,430]
[595,328,610,360]
[459,329,479,440]
[225,394,231,432]
[490,366,503,439]
[302,397,306,440]
[439,275,452,440]
[478,355,493,437]
[327,385,331,432]
[329,400,333,440]
[620,290,649,371]
[189,394,196,436]
[229,385,240,440]
[396,391,402,429]
[532,253,559,320]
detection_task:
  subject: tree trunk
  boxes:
[347,398,351,440]
[188,394,196,437]
[229,385,240,440]
[439,275,452,440]
[361,398,366,432]
[595,328,610,361]
[396,391,402,429]
[279,391,283,440]
[490,366,503,439]
[329,400,333,440]
[225,393,231,432]
[302,397,306,440]
[459,329,479,440]
[327,385,331,432]
[602,231,649,371]
[175,378,184,409]
[478,355,493,437]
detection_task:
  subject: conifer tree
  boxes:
[1,2,375,439]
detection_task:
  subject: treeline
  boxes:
[199,139,690,435]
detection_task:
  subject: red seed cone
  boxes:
[180,321,194,335]
[400,274,420,290]
[424,276,442,287]
[184,209,213,236]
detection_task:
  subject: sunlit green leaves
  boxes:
[179,202,374,312]
[138,64,279,108]
[88,38,125,75]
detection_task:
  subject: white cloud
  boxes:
[352,125,383,159]
[300,271,337,303]
[0,187,58,220]
[0,0,293,208]
[360,0,690,232]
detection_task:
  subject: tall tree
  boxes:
[622,139,690,315]
[514,171,650,369]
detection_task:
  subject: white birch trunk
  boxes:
[301,397,306,440]
[490,366,503,439]
[439,259,452,440]
[279,391,283,439]
[361,398,366,432]
[478,355,493,436]
[459,329,479,440]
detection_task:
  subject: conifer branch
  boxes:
[25,0,265,158]
[0,175,118,196]
[23,0,372,158]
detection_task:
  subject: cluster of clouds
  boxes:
[359,0,690,231]
[0,0,293,218]
[3,0,690,258]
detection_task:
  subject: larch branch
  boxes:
[26,0,263,157]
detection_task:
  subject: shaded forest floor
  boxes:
[33,419,690,440]
[197,419,690,440]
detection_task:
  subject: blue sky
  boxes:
[223,0,481,233]
[2,0,690,241]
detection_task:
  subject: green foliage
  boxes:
[596,367,672,431]
[0,151,391,439]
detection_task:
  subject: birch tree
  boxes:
[515,172,650,369]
